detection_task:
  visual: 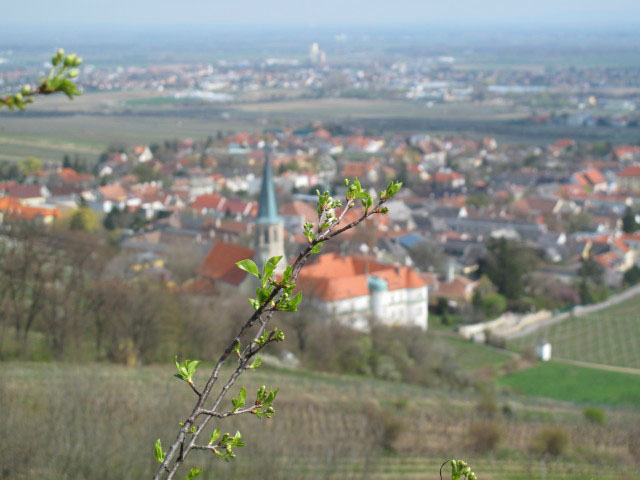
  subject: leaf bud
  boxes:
[21,85,31,95]
[14,93,22,102]
[74,57,83,66]
[57,48,65,57]
[64,53,77,67]
[69,69,79,78]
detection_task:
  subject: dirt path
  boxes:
[553,357,640,375]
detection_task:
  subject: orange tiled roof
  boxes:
[297,253,425,302]
[0,196,60,220]
[199,242,255,286]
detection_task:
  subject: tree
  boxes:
[623,265,640,286]
[479,238,538,304]
[69,206,100,232]
[479,293,507,318]
[409,240,445,273]
[622,207,639,233]
[152,179,402,480]
[17,156,43,176]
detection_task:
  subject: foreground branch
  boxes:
[152,178,402,480]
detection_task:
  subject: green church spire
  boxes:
[256,148,281,224]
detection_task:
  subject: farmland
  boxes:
[499,361,640,407]
[1,362,639,480]
[508,294,640,370]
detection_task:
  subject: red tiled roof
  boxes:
[341,162,376,178]
[6,184,45,199]
[281,201,317,223]
[191,193,226,211]
[99,183,128,202]
[199,242,255,286]
[618,165,640,178]
[58,168,93,183]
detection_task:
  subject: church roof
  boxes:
[199,241,255,286]
[256,152,281,224]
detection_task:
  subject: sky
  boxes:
[2,0,640,28]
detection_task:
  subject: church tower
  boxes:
[254,149,285,273]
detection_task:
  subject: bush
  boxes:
[362,400,404,453]
[475,392,498,418]
[583,407,605,425]
[468,422,502,453]
[530,427,568,457]
[480,293,507,318]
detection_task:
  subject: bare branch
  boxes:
[153,182,398,480]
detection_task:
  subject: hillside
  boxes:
[508,293,640,369]
[1,362,639,480]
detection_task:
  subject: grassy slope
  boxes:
[509,294,640,369]
[2,361,639,480]
[437,334,514,369]
[499,361,640,407]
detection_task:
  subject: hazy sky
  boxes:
[3,0,640,27]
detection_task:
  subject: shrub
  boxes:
[475,392,498,418]
[468,422,502,453]
[583,407,605,425]
[530,427,568,457]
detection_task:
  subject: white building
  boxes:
[297,253,428,331]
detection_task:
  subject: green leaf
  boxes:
[248,298,260,310]
[282,265,293,284]
[236,259,259,278]
[249,357,262,369]
[310,242,323,254]
[184,467,202,480]
[265,387,280,404]
[264,255,282,275]
[154,438,165,463]
[209,428,221,444]
[232,386,247,411]
[186,360,201,378]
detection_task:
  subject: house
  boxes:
[0,196,60,225]
[191,193,226,215]
[132,145,153,163]
[5,184,50,205]
[571,168,607,192]
[614,145,640,163]
[617,165,640,192]
[296,253,428,331]
[432,169,465,189]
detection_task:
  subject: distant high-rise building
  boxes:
[309,42,326,65]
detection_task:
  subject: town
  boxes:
[3,124,640,342]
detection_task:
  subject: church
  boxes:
[198,152,428,330]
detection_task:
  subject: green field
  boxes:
[499,361,640,407]
[509,294,640,369]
